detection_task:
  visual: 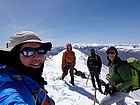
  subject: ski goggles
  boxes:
[20,47,47,57]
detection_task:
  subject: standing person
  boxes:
[0,31,55,105]
[61,43,76,86]
[87,48,103,93]
[100,46,132,105]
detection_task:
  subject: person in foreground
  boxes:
[100,46,132,105]
[87,48,103,93]
[0,31,55,105]
[61,43,76,86]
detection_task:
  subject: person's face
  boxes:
[20,43,46,68]
[91,50,95,56]
[107,50,116,61]
[67,45,72,51]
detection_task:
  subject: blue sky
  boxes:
[0,0,140,47]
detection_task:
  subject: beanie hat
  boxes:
[91,48,95,53]
[106,46,118,55]
[5,31,52,51]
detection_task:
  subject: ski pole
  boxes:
[94,87,96,105]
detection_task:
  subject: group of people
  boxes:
[61,43,132,105]
[0,30,132,105]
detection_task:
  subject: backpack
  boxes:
[126,57,140,91]
[87,55,99,66]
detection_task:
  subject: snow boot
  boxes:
[71,76,75,86]
[60,76,64,80]
[91,80,96,88]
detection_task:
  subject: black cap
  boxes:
[106,46,118,55]
[91,48,95,53]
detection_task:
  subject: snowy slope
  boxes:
[73,43,140,52]
[43,49,140,105]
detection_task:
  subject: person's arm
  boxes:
[98,56,102,68]
[61,52,66,71]
[97,55,102,73]
[73,52,76,66]
[116,64,132,91]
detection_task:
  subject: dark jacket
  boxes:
[87,54,102,73]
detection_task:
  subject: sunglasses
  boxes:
[20,47,47,57]
[68,45,72,49]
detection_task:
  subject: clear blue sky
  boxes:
[0,0,140,47]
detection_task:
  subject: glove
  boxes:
[62,65,68,73]
[98,68,101,74]
[103,84,109,95]
[98,70,101,74]
[108,86,117,95]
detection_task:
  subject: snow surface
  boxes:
[73,43,140,52]
[43,49,140,105]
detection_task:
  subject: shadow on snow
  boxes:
[64,80,99,104]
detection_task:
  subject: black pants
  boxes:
[90,70,101,90]
[61,65,74,79]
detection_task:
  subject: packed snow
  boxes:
[43,49,140,105]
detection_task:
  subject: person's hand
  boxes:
[104,84,109,95]
[108,86,117,95]
[98,69,101,74]
[106,74,110,81]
